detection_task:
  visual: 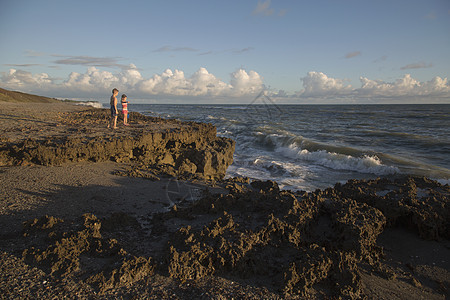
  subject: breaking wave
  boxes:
[76,101,103,108]
[248,129,398,175]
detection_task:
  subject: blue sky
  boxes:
[1,0,449,103]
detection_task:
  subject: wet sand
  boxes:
[0,101,449,299]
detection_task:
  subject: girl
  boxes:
[121,94,129,126]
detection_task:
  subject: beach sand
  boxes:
[0,101,448,299]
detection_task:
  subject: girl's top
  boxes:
[121,101,128,112]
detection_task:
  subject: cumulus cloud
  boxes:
[1,69,54,89]
[139,68,263,97]
[230,69,264,95]
[294,72,450,100]
[0,66,264,99]
[2,66,449,102]
[300,71,353,97]
[190,68,232,95]
[62,67,120,92]
[358,74,450,97]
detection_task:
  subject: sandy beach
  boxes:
[0,100,449,299]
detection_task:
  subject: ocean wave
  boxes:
[250,129,398,175]
[276,145,398,175]
[75,101,103,108]
[254,129,362,157]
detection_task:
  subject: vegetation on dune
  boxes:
[0,88,61,103]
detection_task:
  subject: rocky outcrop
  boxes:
[16,176,449,298]
[161,180,386,298]
[22,213,155,293]
[0,108,235,180]
[333,176,450,240]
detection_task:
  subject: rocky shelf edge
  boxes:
[0,108,235,180]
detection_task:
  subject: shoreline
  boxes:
[0,102,449,299]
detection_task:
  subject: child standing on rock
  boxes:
[108,88,119,129]
[121,94,129,126]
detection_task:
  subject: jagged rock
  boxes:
[334,176,449,240]
[250,180,280,192]
[162,185,386,297]
[21,213,154,293]
[0,108,235,180]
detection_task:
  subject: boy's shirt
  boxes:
[110,95,116,106]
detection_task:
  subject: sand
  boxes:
[0,101,449,299]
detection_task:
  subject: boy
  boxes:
[108,88,119,129]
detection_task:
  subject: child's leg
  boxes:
[124,113,128,125]
[113,116,118,129]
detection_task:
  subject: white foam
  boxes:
[76,101,103,108]
[275,145,399,176]
[436,178,450,186]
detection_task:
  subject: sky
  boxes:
[0,0,449,104]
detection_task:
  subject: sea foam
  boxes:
[254,130,399,176]
[76,101,103,108]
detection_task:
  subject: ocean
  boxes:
[125,103,449,191]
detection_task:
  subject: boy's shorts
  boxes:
[110,106,117,117]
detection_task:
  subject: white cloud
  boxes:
[119,64,144,87]
[63,67,119,92]
[293,72,450,101]
[230,69,264,96]
[1,67,449,102]
[138,69,190,95]
[299,71,352,97]
[1,69,54,88]
[1,66,263,99]
[139,68,263,97]
[189,67,231,96]
[358,74,450,97]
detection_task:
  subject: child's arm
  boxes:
[114,97,118,114]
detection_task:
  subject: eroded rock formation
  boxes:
[18,176,449,298]
[0,109,235,180]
